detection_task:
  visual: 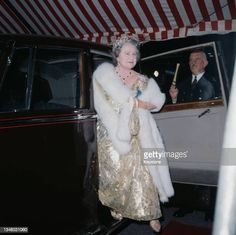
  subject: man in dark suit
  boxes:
[169,50,215,103]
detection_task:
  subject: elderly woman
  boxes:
[93,36,174,232]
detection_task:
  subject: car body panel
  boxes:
[0,35,112,234]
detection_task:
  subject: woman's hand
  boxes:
[137,99,156,110]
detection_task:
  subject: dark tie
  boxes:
[192,76,197,89]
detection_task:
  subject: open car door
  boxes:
[140,41,227,187]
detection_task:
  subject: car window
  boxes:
[31,49,80,110]
[0,48,29,112]
[90,49,112,72]
[0,46,81,113]
[140,43,223,107]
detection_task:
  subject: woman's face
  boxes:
[117,42,137,70]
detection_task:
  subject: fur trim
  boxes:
[138,109,174,200]
[93,79,131,155]
[93,63,130,103]
[140,78,166,112]
[116,97,134,142]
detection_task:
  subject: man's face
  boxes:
[189,52,208,75]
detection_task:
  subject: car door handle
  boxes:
[77,114,97,120]
[198,108,210,118]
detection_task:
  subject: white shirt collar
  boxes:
[192,72,205,83]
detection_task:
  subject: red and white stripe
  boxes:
[0,1,28,34]
[0,0,235,44]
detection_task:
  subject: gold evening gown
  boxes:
[97,83,162,221]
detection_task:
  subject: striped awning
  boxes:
[0,0,235,44]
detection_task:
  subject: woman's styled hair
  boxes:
[112,35,140,65]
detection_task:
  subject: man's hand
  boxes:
[169,85,179,103]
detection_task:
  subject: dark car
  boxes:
[0,35,116,234]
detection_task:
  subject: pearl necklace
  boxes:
[115,68,132,83]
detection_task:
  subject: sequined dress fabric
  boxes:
[97,83,162,221]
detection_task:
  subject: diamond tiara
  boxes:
[112,35,139,51]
